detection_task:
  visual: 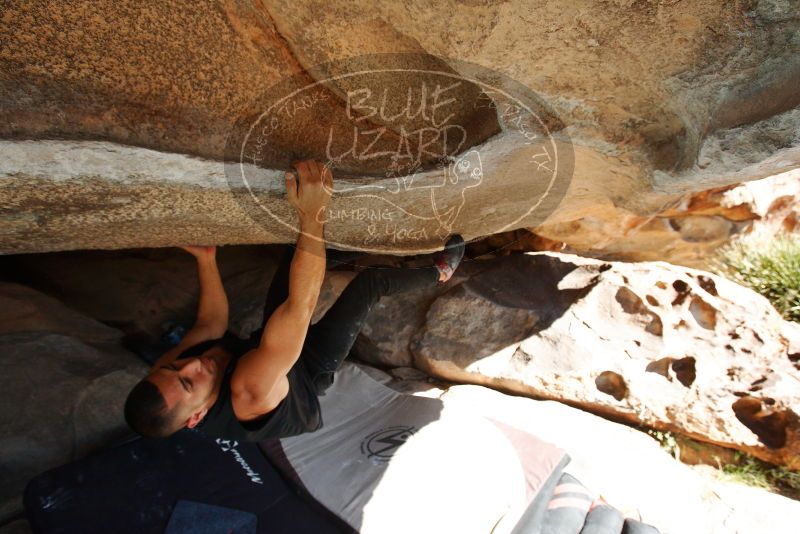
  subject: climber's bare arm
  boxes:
[231,161,332,417]
[151,246,229,370]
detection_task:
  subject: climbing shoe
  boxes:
[434,234,465,284]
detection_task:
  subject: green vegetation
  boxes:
[719,452,800,500]
[645,428,800,500]
[645,428,679,459]
[714,233,800,322]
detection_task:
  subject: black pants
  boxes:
[247,246,440,393]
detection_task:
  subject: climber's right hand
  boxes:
[286,160,333,225]
[180,245,216,261]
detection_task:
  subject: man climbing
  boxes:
[124,160,466,442]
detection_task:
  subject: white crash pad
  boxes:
[262,363,567,534]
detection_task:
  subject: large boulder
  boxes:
[2,245,358,346]
[0,283,147,524]
[1,1,799,258]
[533,164,800,268]
[352,252,800,468]
[3,246,283,344]
[0,520,31,534]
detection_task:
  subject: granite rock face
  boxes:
[351,252,800,468]
[1,245,358,348]
[0,283,147,524]
[1,1,799,258]
[534,160,800,268]
[3,246,283,344]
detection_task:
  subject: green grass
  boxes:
[714,233,800,322]
[719,452,800,500]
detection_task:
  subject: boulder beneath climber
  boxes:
[0,283,147,524]
[353,252,800,468]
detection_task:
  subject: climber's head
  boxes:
[124,354,221,438]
